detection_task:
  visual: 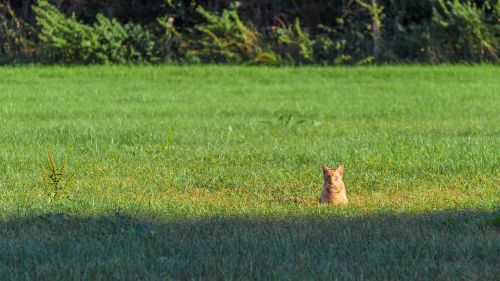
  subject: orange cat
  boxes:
[320,163,348,205]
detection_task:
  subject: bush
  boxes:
[0,1,35,63]
[123,23,157,63]
[313,24,353,65]
[33,0,97,63]
[2,0,499,65]
[154,15,183,63]
[271,18,315,64]
[91,14,128,64]
[432,0,498,62]
[189,2,280,64]
[32,0,171,64]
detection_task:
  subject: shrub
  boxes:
[432,0,498,62]
[3,0,500,64]
[0,1,35,63]
[33,0,97,63]
[190,2,280,65]
[32,0,174,64]
[355,0,384,62]
[154,15,183,63]
[313,24,353,65]
[271,18,314,64]
[123,23,157,63]
[92,14,128,64]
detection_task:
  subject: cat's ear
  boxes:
[322,163,329,174]
[337,164,345,176]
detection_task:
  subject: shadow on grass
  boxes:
[0,210,498,281]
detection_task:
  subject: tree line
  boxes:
[1,0,498,64]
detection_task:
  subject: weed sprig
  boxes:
[40,152,67,203]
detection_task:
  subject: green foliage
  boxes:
[2,0,500,64]
[0,2,35,63]
[154,16,183,62]
[32,0,167,64]
[33,0,96,63]
[272,18,314,64]
[92,14,128,64]
[123,23,156,63]
[190,2,280,64]
[380,1,433,62]
[311,2,377,65]
[314,24,353,65]
[432,0,498,62]
[355,0,385,62]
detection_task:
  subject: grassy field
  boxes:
[0,65,499,280]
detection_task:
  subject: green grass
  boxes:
[0,65,499,280]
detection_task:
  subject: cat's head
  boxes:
[322,163,344,185]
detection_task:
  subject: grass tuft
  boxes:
[39,152,67,204]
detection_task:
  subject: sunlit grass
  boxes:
[0,65,498,280]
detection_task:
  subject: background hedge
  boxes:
[1,0,499,64]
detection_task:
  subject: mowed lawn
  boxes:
[0,65,498,280]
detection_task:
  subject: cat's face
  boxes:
[322,164,344,185]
